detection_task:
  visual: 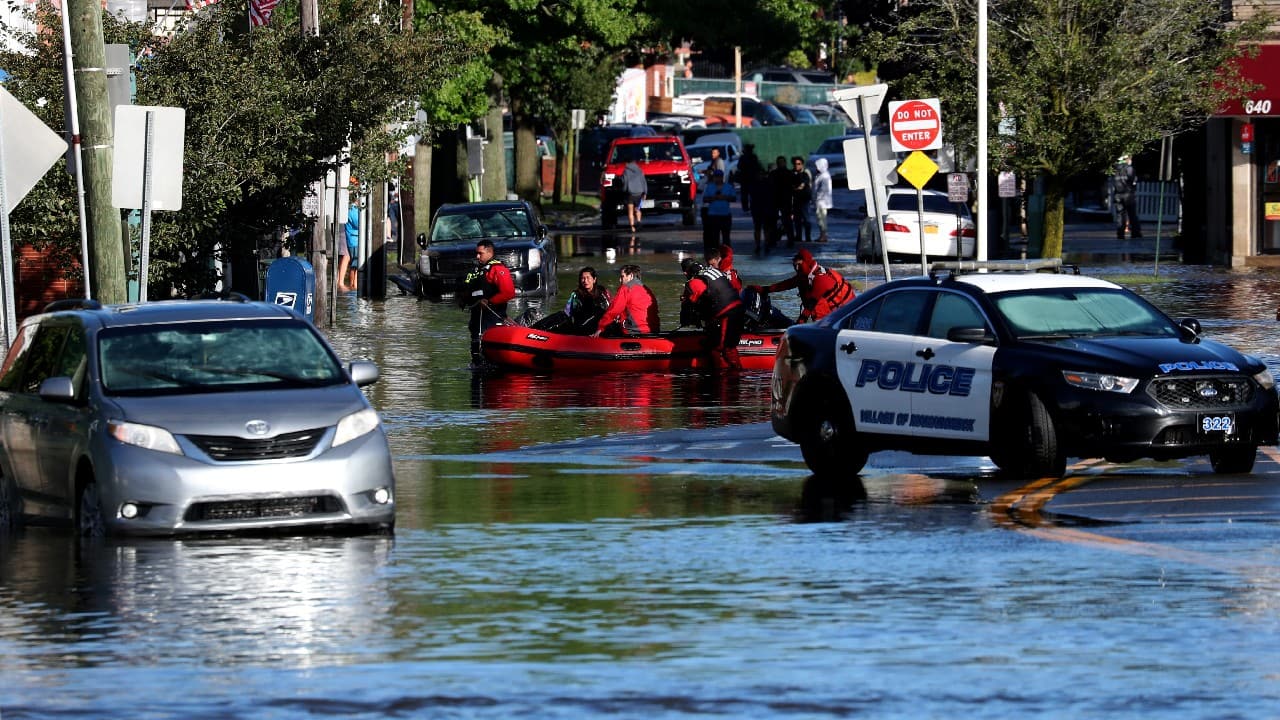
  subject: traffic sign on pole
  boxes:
[888,98,943,153]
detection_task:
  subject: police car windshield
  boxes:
[993,288,1177,340]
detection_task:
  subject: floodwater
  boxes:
[4,254,1280,718]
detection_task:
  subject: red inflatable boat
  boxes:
[480,324,785,372]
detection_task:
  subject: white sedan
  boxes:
[858,189,976,262]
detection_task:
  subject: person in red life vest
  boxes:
[593,264,660,336]
[751,248,854,323]
[706,244,742,293]
[465,239,516,364]
[680,257,745,370]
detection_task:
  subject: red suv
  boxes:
[598,136,698,228]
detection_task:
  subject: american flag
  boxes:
[249,0,279,26]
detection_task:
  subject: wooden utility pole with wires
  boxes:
[67,0,125,302]
[300,0,329,324]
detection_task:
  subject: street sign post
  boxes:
[833,84,896,277]
[888,98,943,153]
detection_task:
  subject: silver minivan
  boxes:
[0,298,395,536]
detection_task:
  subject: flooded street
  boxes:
[5,251,1280,718]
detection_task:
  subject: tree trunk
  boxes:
[510,97,540,206]
[413,140,432,241]
[481,73,506,201]
[1040,180,1067,259]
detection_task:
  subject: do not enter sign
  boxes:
[888,98,943,153]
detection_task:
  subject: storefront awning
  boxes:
[1218,43,1280,117]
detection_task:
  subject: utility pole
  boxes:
[301,0,328,324]
[67,0,125,302]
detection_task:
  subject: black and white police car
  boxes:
[771,260,1280,479]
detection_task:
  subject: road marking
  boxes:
[989,460,1259,573]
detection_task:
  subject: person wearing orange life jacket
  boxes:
[465,239,515,365]
[750,248,854,323]
[681,258,745,370]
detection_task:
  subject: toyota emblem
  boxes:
[245,420,271,436]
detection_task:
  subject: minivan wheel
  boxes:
[0,471,16,532]
[77,480,106,538]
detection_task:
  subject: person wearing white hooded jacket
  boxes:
[813,157,833,243]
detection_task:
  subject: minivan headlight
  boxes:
[334,408,380,447]
[108,421,183,455]
[1061,370,1139,393]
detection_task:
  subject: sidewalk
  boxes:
[1014,221,1183,262]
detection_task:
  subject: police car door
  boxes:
[913,290,996,441]
[833,289,930,439]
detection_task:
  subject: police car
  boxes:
[771,260,1280,479]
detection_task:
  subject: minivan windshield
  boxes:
[99,320,345,395]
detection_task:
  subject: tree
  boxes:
[1,0,489,296]
[868,0,1268,258]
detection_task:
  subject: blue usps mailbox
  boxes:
[265,257,315,321]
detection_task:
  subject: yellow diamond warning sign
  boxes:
[897,151,939,190]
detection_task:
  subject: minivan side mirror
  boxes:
[38,376,77,402]
[348,360,380,387]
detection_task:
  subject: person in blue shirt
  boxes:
[339,193,360,291]
[701,169,737,256]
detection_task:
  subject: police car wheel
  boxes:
[995,392,1064,479]
[798,391,868,478]
[1209,446,1256,474]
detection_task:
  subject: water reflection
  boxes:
[0,531,394,669]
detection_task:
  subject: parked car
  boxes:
[774,102,821,124]
[578,124,658,193]
[807,132,860,186]
[686,140,740,185]
[0,297,396,536]
[598,135,698,227]
[744,66,837,85]
[771,260,1280,479]
[418,200,556,299]
[674,94,792,127]
[857,188,976,262]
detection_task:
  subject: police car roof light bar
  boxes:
[929,258,1074,279]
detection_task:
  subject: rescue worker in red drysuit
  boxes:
[594,264,660,336]
[681,257,745,370]
[465,238,515,364]
[751,248,854,323]
[707,244,743,293]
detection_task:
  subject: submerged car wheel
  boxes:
[602,204,618,229]
[799,389,868,478]
[995,391,1065,479]
[0,471,16,533]
[76,480,106,538]
[1209,446,1257,474]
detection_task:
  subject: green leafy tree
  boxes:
[868,0,1268,258]
[1,0,488,296]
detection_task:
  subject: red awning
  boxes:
[1218,44,1280,116]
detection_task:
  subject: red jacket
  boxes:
[598,279,660,334]
[763,249,854,322]
[483,261,516,306]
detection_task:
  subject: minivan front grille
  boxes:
[184,494,342,522]
[186,428,324,461]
